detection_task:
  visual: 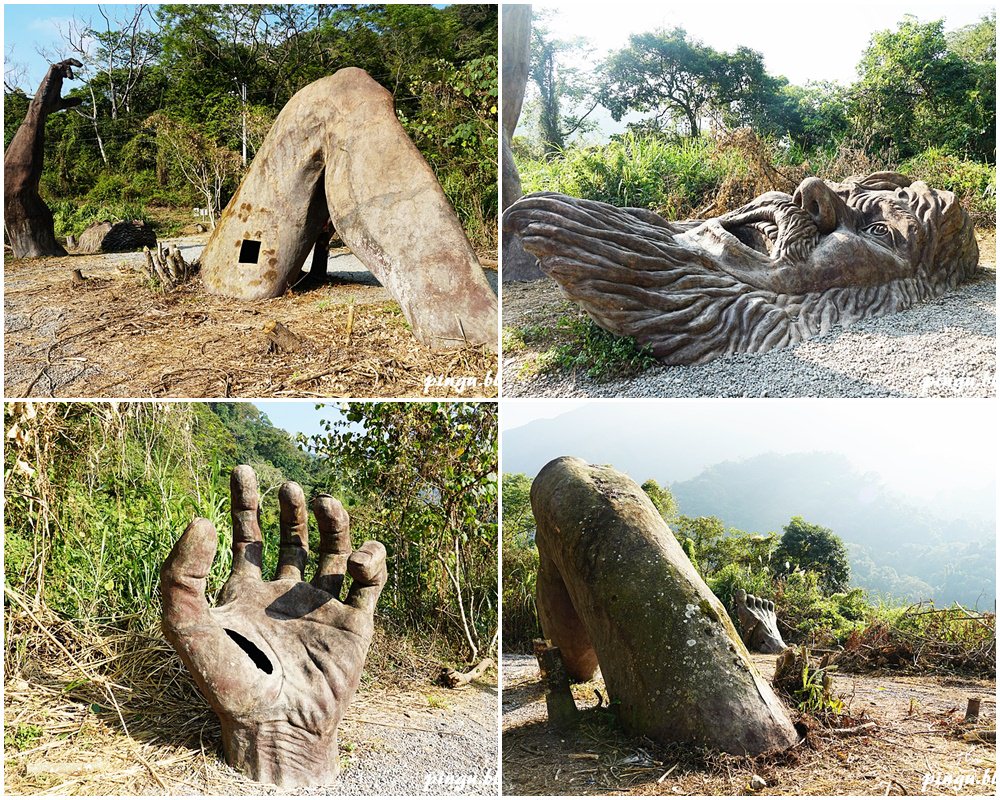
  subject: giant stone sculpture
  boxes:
[504,173,978,363]
[4,59,83,258]
[161,465,386,787]
[733,589,787,654]
[199,67,497,351]
[532,456,799,755]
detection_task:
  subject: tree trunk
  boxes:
[500,4,544,282]
[531,456,799,756]
[4,59,83,258]
[533,639,579,729]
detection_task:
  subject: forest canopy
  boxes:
[3,4,499,248]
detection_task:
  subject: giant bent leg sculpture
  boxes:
[199,67,497,351]
[161,465,387,787]
[4,59,83,258]
[531,457,799,755]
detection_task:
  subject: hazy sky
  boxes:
[521,0,994,138]
[531,0,994,86]
[501,399,997,507]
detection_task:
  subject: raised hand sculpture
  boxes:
[4,59,84,258]
[161,465,386,788]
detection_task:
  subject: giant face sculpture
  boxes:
[504,173,978,364]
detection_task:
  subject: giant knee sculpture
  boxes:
[161,465,386,788]
[532,457,798,755]
[504,173,978,364]
[200,67,497,351]
[733,589,787,654]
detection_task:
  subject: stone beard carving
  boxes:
[161,465,387,788]
[200,67,497,351]
[504,173,978,364]
[733,589,787,654]
[532,456,798,755]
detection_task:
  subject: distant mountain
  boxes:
[669,452,995,608]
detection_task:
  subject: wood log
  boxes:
[264,321,304,353]
[439,657,493,688]
[70,268,85,285]
[533,638,579,729]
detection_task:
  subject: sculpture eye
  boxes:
[865,222,892,238]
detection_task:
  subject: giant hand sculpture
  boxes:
[161,465,387,788]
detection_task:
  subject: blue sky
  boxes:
[255,401,342,442]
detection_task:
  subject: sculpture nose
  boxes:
[793,177,847,235]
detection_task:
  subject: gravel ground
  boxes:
[333,684,498,796]
[503,271,996,398]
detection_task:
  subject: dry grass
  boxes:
[502,654,996,796]
[2,587,483,796]
[3,253,497,399]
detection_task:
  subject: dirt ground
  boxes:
[3,613,498,796]
[502,654,996,796]
[3,237,498,399]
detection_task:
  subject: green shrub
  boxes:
[708,563,775,611]
[550,313,657,381]
[50,199,150,241]
[519,132,747,217]
[899,147,996,225]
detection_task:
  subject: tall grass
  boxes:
[519,133,749,218]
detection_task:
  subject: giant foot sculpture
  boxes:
[734,589,787,654]
[532,457,799,755]
[504,173,978,364]
[161,465,386,788]
[199,67,497,351]
[4,59,83,258]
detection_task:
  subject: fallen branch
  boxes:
[439,657,493,688]
[829,722,877,736]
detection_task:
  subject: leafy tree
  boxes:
[850,16,994,161]
[305,402,498,663]
[502,472,535,540]
[774,516,850,594]
[600,28,785,137]
[641,478,678,522]
[524,19,597,157]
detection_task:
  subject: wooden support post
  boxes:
[533,638,579,729]
[965,697,981,724]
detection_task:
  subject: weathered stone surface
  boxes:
[76,219,157,254]
[734,589,787,654]
[199,67,496,351]
[504,173,979,361]
[532,456,799,755]
[161,465,386,788]
[500,5,544,282]
[4,59,83,258]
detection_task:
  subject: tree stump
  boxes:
[531,456,799,755]
[533,638,579,729]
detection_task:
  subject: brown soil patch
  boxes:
[4,252,497,399]
[502,654,996,796]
